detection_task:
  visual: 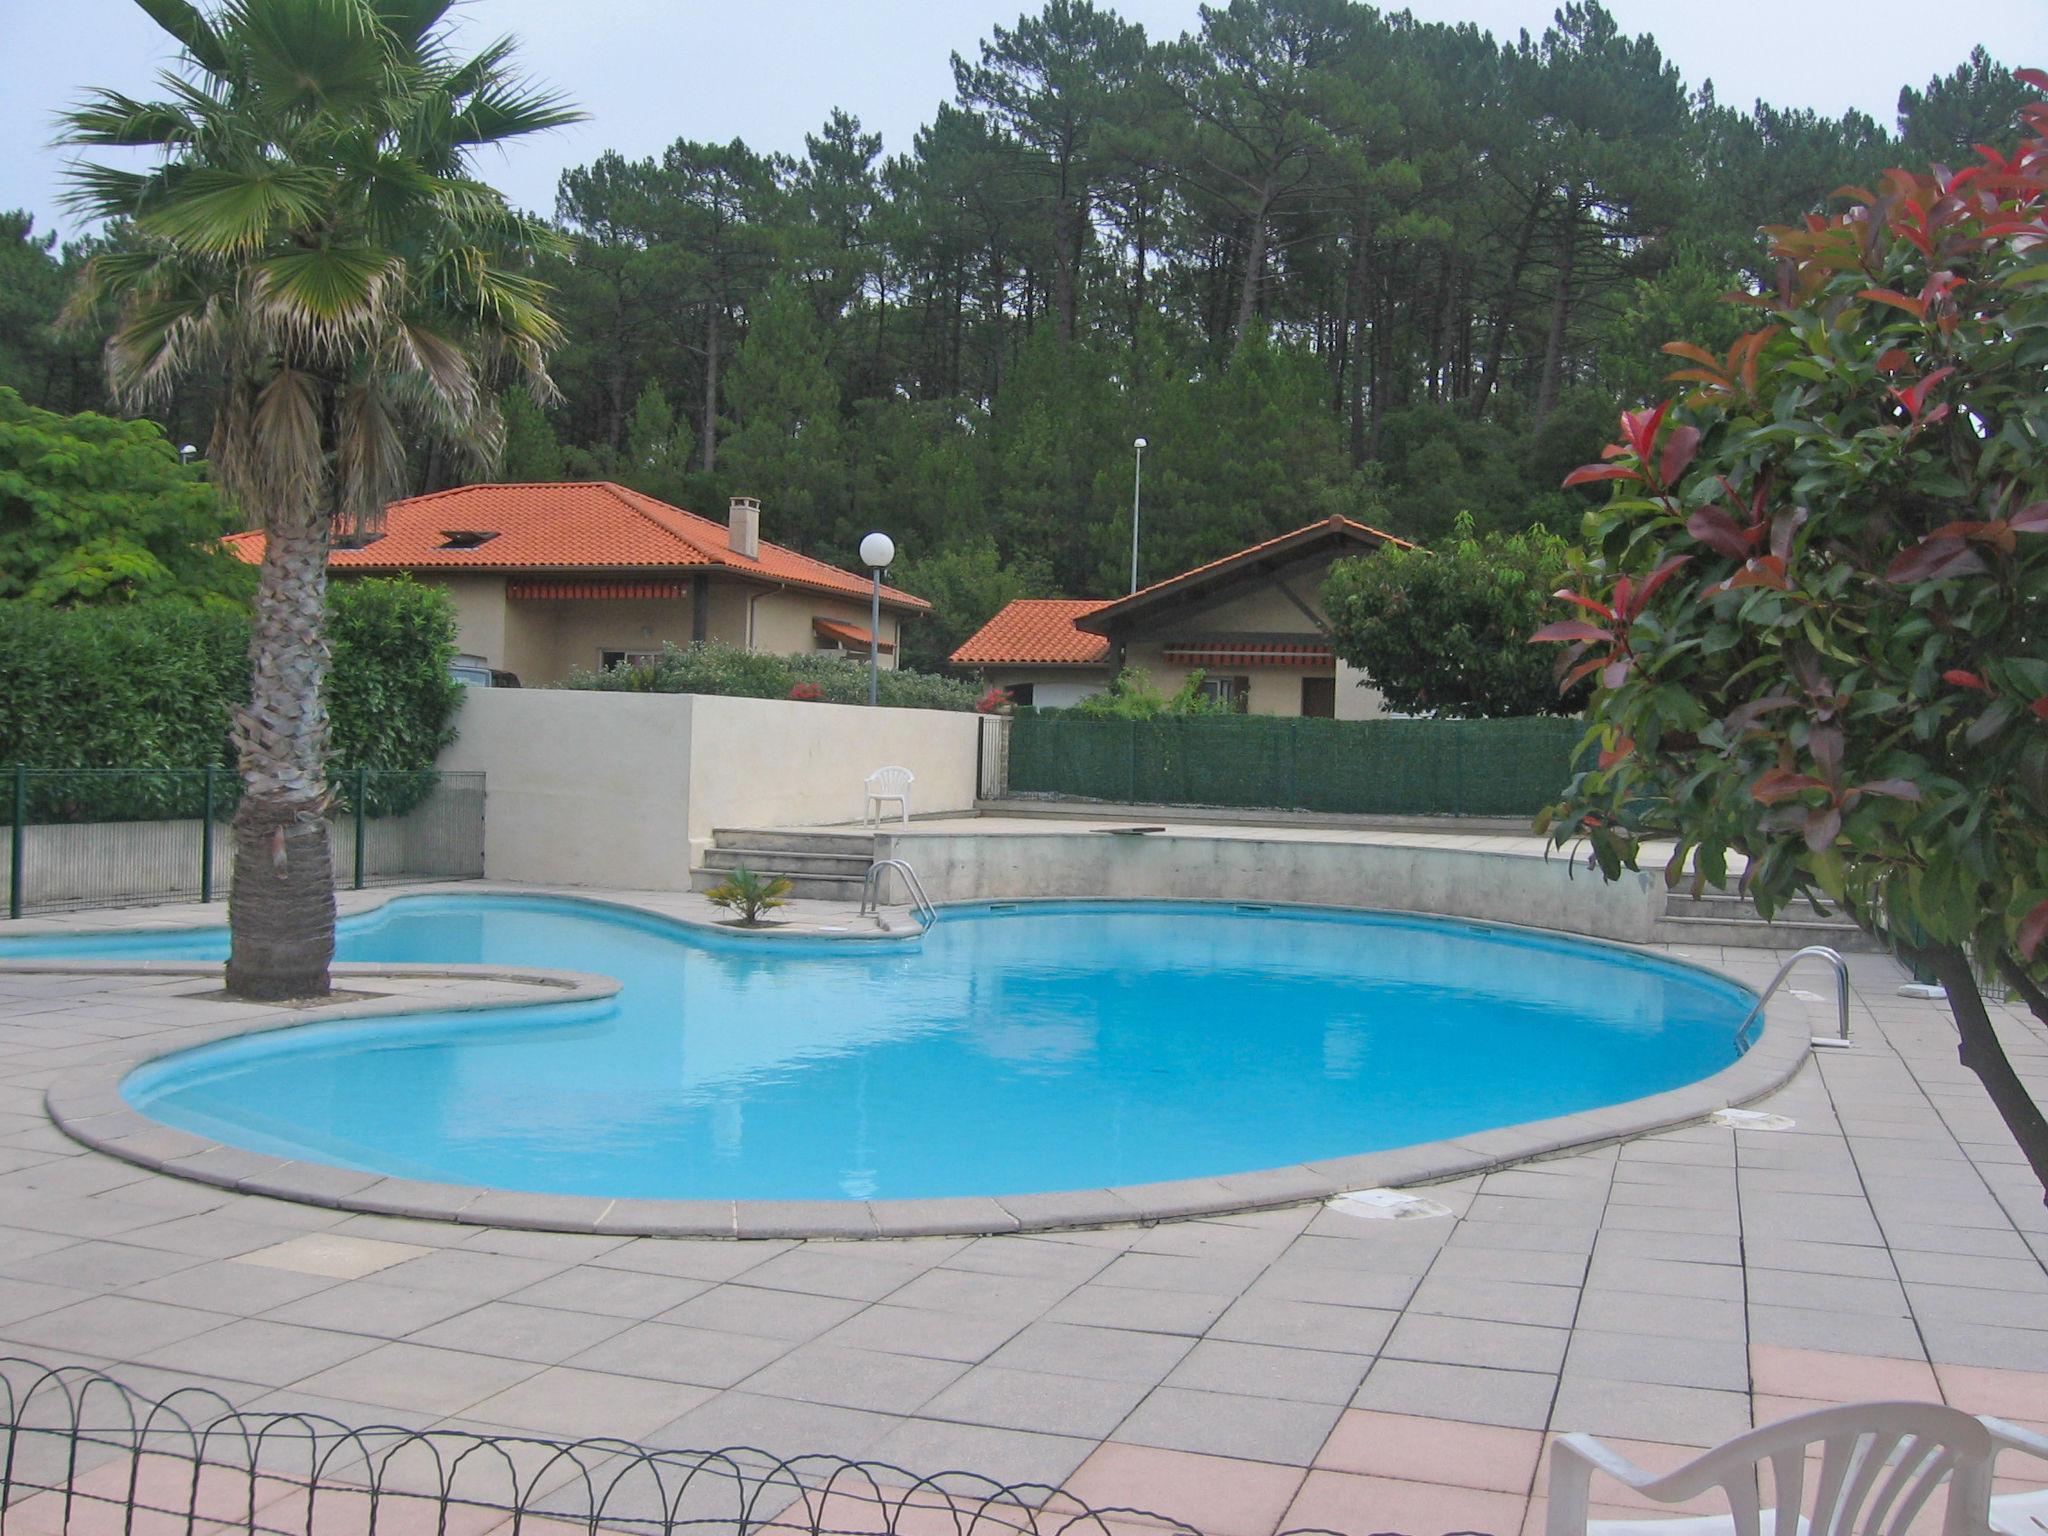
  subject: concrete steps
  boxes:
[1654,884,1882,952]
[690,828,877,902]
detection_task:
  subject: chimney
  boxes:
[727,495,761,559]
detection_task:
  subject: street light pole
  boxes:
[1129,436,1147,594]
[858,532,896,707]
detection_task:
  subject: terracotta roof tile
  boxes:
[951,599,1116,667]
[225,482,928,611]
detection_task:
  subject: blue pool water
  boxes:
[8,897,1753,1201]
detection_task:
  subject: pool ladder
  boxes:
[1732,945,1851,1053]
[861,859,938,930]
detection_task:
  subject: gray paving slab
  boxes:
[919,1365,1152,1438]
[288,1341,543,1416]
[1381,1312,1570,1374]
[735,1342,966,1414]
[1550,1375,1752,1446]
[659,1284,866,1341]
[870,1416,1096,1486]
[1349,1358,1557,1431]
[1205,1295,1398,1355]
[1109,1385,1344,1465]
[404,1299,634,1363]
[1562,1329,1750,1392]
[815,1303,1029,1362]
[566,1319,795,1388]
[1160,1339,1371,1405]
[981,1320,1195,1385]
[136,1317,381,1387]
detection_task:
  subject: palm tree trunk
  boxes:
[226,507,336,1000]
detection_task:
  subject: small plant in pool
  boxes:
[704,867,793,925]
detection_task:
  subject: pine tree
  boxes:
[499,387,568,482]
[720,281,845,550]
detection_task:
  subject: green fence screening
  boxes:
[1005,713,1585,818]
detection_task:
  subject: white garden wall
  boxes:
[437,689,981,887]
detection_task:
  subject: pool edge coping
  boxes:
[26,890,1814,1240]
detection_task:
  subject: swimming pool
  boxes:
[13,895,1755,1203]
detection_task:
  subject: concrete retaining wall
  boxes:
[438,689,982,887]
[2,793,481,910]
[880,830,1665,944]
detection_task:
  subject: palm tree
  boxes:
[60,0,579,999]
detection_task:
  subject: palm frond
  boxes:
[106,292,225,406]
[243,364,327,514]
[132,0,234,76]
[366,0,457,54]
[440,34,518,100]
[58,162,160,223]
[383,316,480,419]
[446,80,587,148]
[227,0,401,125]
[56,88,200,149]
[136,165,337,253]
[252,245,400,331]
[334,376,410,522]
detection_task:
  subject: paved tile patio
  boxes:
[0,886,2043,1533]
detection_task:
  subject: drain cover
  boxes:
[1711,1107,1796,1131]
[1326,1188,1453,1220]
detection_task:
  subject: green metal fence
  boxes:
[4,766,485,918]
[1005,713,1585,819]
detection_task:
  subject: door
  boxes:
[1301,676,1336,718]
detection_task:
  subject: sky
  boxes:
[5,0,2043,242]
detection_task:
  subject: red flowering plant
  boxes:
[974,686,1015,715]
[787,682,826,703]
[1534,75,2048,1197]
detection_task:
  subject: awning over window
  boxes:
[1163,641,1332,668]
[814,616,895,655]
[507,578,691,600]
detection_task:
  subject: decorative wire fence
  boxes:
[3,768,485,919]
[0,1360,1500,1536]
[1004,714,1583,820]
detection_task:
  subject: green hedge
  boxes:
[558,641,981,711]
[0,578,462,821]
[1007,712,1585,819]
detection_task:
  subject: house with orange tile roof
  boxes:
[952,515,1411,717]
[226,483,929,686]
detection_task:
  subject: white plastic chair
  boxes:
[1989,1415,2048,1534]
[862,766,914,827]
[1545,1401,1997,1535]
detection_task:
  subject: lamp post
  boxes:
[859,531,895,707]
[1129,437,1147,594]
[179,444,198,465]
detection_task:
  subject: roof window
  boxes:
[438,529,500,549]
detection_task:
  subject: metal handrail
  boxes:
[1733,945,1851,1052]
[861,858,937,929]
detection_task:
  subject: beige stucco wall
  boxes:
[1335,660,1387,722]
[515,595,696,681]
[438,689,695,888]
[417,574,508,669]
[682,693,978,849]
[746,586,906,669]
[438,688,982,883]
